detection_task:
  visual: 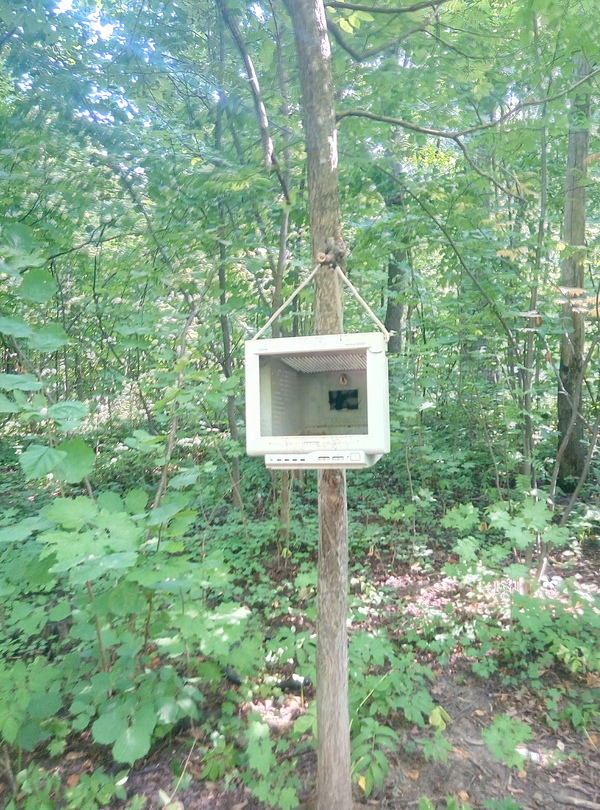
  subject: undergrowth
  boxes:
[0,424,599,809]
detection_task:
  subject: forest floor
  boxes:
[1,454,600,810]
[112,660,600,810]
[12,540,598,810]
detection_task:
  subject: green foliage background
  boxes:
[1,0,600,807]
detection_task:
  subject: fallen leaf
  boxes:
[557,740,565,751]
[473,709,486,717]
[452,747,470,758]
[66,773,80,788]
[586,734,598,747]
[231,803,248,810]
[358,776,367,792]
[458,791,470,801]
[517,770,527,779]
[407,769,420,781]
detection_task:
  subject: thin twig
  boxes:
[325,0,452,14]
[215,0,291,202]
[401,184,522,359]
[0,744,16,794]
[327,7,441,62]
[336,67,600,138]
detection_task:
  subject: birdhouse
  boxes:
[245,332,390,469]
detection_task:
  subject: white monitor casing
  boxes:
[245,332,390,469]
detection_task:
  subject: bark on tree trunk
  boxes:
[385,249,406,355]
[558,55,590,487]
[219,246,243,509]
[384,189,409,354]
[282,1,352,808]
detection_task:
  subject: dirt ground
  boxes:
[112,544,600,810]
[2,545,599,810]
[104,663,600,810]
[3,652,599,810]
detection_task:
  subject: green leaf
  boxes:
[125,488,149,514]
[429,705,451,730]
[112,707,156,764]
[48,602,72,621]
[97,491,125,513]
[0,223,45,275]
[0,394,20,413]
[47,496,98,529]
[156,697,180,725]
[169,467,201,489]
[28,324,69,353]
[1,224,38,255]
[92,709,128,745]
[454,536,479,563]
[277,786,299,810]
[441,503,480,533]
[18,268,58,303]
[54,437,95,482]
[19,444,67,479]
[28,692,62,719]
[93,511,141,550]
[0,316,34,338]
[52,551,138,581]
[0,373,42,391]
[164,513,196,537]
[148,494,191,526]
[47,400,87,423]
[504,564,530,581]
[0,514,50,544]
[246,719,274,777]
[290,711,316,736]
[16,719,50,751]
[482,715,532,768]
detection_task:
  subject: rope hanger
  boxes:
[252,263,391,343]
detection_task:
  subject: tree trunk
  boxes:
[557,55,590,487]
[383,189,409,354]
[218,245,243,509]
[282,1,352,808]
[385,249,407,355]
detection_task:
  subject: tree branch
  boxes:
[336,108,458,136]
[400,181,522,358]
[47,230,141,261]
[424,27,482,60]
[336,67,600,139]
[0,27,17,53]
[215,0,273,170]
[325,0,453,13]
[452,135,525,202]
[215,0,291,202]
[327,13,436,61]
